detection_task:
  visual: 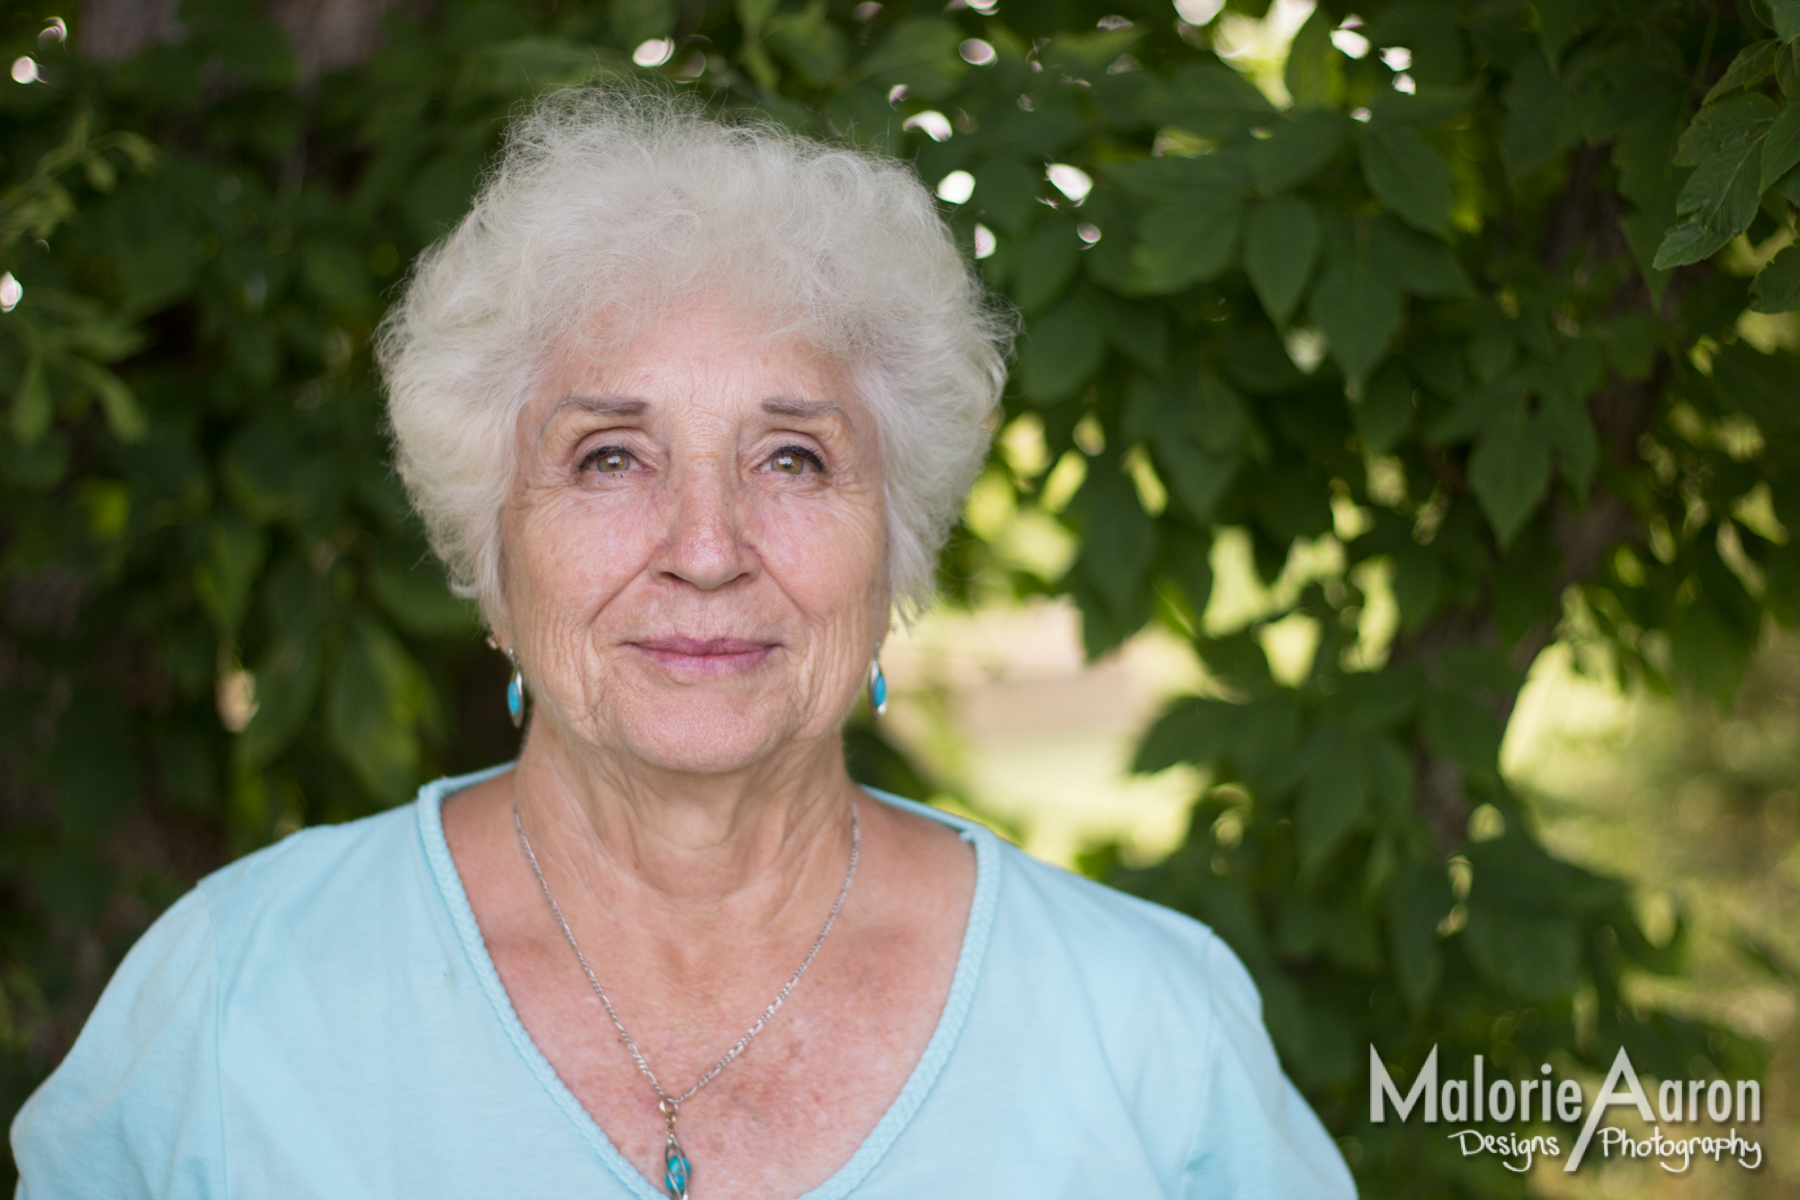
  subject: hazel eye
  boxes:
[766,446,823,475]
[584,446,636,474]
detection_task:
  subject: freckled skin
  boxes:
[442,304,975,1198]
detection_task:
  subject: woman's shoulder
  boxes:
[961,832,1358,1199]
[9,787,452,1193]
[196,799,423,941]
[865,789,1233,991]
[989,833,1236,988]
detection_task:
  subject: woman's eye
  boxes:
[584,447,635,473]
[766,446,822,475]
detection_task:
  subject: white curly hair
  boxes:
[377,85,1013,626]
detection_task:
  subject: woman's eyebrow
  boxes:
[538,395,648,442]
[761,398,852,428]
[555,395,648,418]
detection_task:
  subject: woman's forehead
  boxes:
[536,307,857,421]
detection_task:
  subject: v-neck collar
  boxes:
[415,764,1001,1200]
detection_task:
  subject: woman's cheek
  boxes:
[556,491,657,586]
[756,501,876,594]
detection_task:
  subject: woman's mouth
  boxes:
[629,637,777,675]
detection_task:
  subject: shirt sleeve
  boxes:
[11,888,226,1200]
[1182,933,1358,1200]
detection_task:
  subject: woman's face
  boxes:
[499,302,888,777]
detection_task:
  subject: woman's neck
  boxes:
[505,716,862,946]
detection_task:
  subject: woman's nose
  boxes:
[657,464,755,592]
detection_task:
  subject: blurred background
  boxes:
[5,1,1800,1196]
[880,588,1800,1198]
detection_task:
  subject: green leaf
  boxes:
[1232,694,1305,786]
[1153,436,1238,524]
[195,513,267,638]
[300,240,376,311]
[736,0,778,37]
[1308,242,1403,384]
[1019,290,1106,404]
[1284,6,1341,110]
[225,418,307,523]
[1101,300,1169,377]
[0,426,68,490]
[1467,399,1551,545]
[857,17,965,100]
[1013,214,1081,313]
[1366,83,1481,128]
[1356,360,1414,454]
[1501,53,1582,179]
[237,635,324,773]
[10,353,50,442]
[1296,727,1367,877]
[1185,367,1250,455]
[1462,902,1583,999]
[972,157,1041,236]
[1421,689,1503,780]
[1220,328,1308,393]
[1359,123,1454,236]
[1613,100,1686,294]
[1780,39,1800,96]
[1363,1,1466,86]
[1242,195,1321,325]
[1134,697,1243,774]
[371,550,477,638]
[1751,244,1800,312]
[1774,0,1800,42]
[1391,542,1443,630]
[1109,152,1254,202]
[1673,93,1777,167]
[1130,192,1245,294]
[1156,523,1214,620]
[1761,100,1800,191]
[1668,589,1757,704]
[1705,39,1781,103]
[1138,64,1276,137]
[1538,392,1598,496]
[1070,455,1158,623]
[1388,862,1452,1010]
[768,2,849,85]
[1536,0,1598,70]
[327,619,427,803]
[1654,142,1764,269]
[1368,216,1473,297]
[64,356,147,441]
[41,690,139,838]
[1250,110,1349,193]
[614,0,677,44]
[1043,27,1146,75]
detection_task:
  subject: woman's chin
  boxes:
[606,694,808,776]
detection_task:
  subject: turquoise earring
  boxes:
[489,636,525,729]
[506,655,525,729]
[868,650,888,719]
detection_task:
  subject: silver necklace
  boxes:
[511,794,860,1200]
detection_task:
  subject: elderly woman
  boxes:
[13,89,1353,1199]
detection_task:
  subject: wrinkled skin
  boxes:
[442,301,975,1198]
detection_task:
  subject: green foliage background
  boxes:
[3,0,1799,1193]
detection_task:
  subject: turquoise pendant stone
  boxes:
[506,674,524,726]
[664,1140,691,1199]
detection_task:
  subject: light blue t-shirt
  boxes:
[12,767,1355,1199]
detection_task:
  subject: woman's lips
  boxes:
[629,637,776,675]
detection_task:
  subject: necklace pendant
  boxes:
[664,1131,692,1199]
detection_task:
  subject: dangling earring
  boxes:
[505,652,525,729]
[489,636,525,729]
[868,647,888,719]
